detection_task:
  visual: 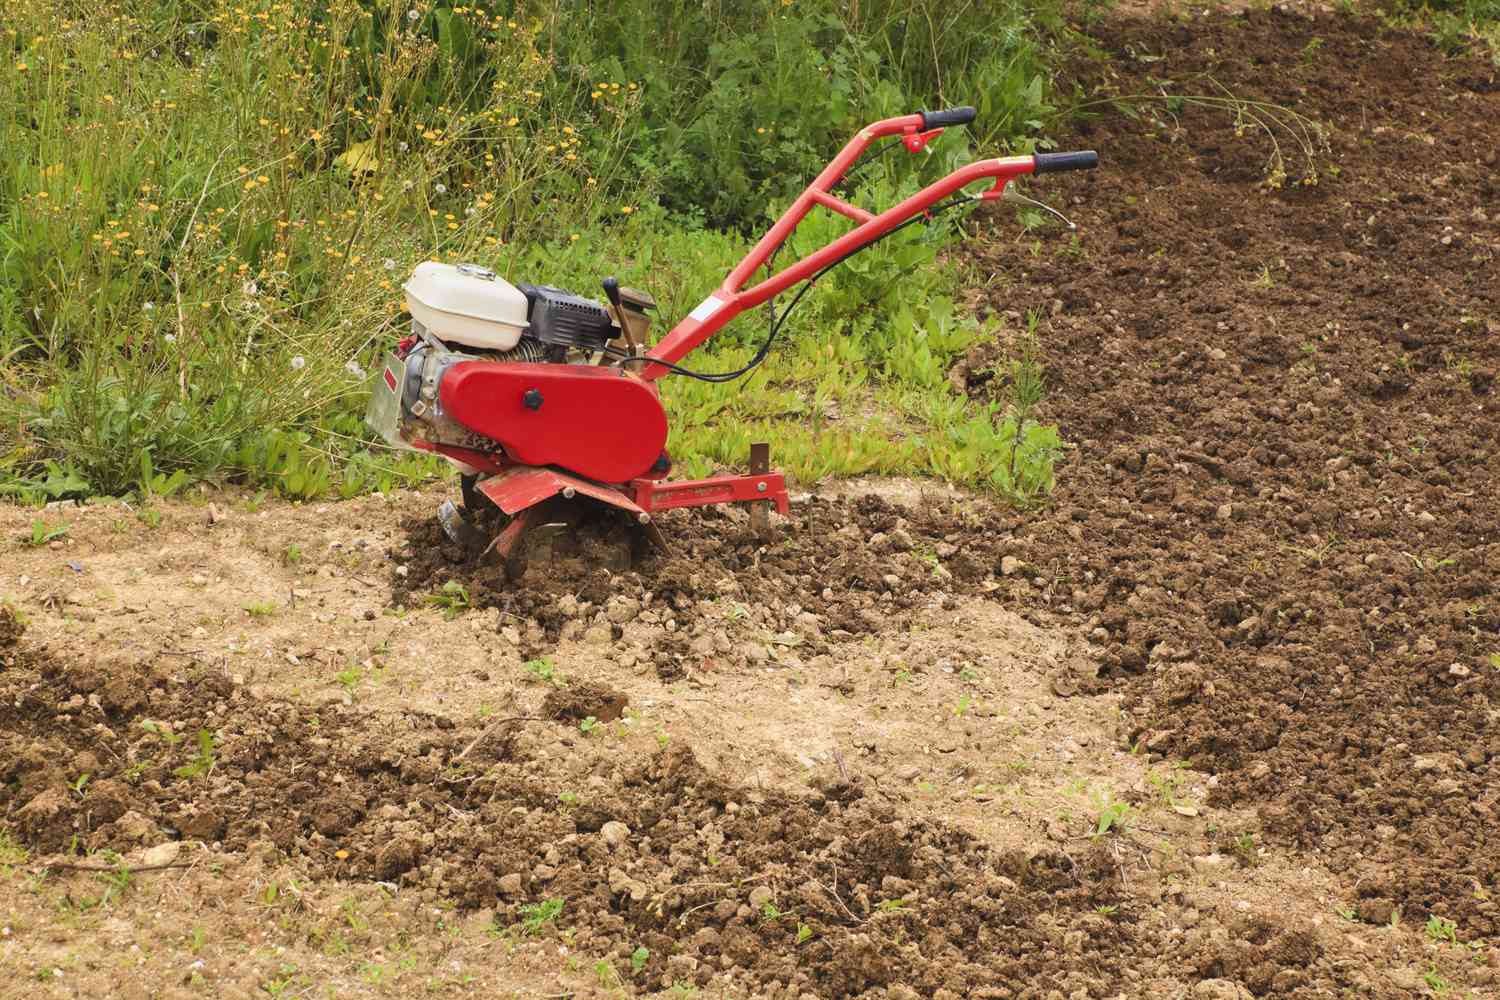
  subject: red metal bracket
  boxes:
[902,127,942,153]
[630,471,790,516]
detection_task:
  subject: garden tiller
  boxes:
[366,107,1097,566]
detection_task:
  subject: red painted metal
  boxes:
[485,506,541,565]
[476,466,648,519]
[639,110,1042,379]
[440,361,667,484]
[630,472,790,515]
[408,439,507,474]
[902,128,942,153]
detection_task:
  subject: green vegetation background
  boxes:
[3,0,1491,506]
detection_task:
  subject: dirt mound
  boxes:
[963,10,1500,931]
[0,634,1156,998]
[391,494,1008,666]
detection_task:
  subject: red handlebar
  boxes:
[639,114,1096,379]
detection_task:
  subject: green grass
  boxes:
[1,0,1069,507]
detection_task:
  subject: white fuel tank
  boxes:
[403,261,529,351]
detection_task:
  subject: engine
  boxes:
[379,261,657,467]
[515,283,616,359]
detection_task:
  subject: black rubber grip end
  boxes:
[602,276,622,307]
[1033,150,1099,174]
[919,106,977,130]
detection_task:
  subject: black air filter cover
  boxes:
[518,283,615,352]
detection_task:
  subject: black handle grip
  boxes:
[602,276,623,308]
[1033,150,1099,174]
[919,106,977,130]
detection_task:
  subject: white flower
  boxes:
[383,258,397,270]
[164,333,176,344]
[407,8,419,20]
[290,355,306,370]
[398,141,409,153]
[241,280,258,297]
[464,206,476,216]
[345,360,365,377]
[142,301,155,312]
[433,182,447,195]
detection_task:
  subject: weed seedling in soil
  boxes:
[335,665,363,693]
[242,600,277,619]
[796,923,814,944]
[140,719,183,746]
[425,580,471,620]
[630,946,650,973]
[522,656,561,686]
[26,519,68,546]
[517,898,564,936]
[1231,831,1260,867]
[173,729,218,780]
[1427,914,1459,945]
[1092,791,1134,837]
[578,716,600,736]
[1422,964,1450,994]
[283,543,303,565]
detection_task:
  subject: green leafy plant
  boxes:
[630,946,650,974]
[523,657,561,686]
[519,898,564,936]
[425,580,471,620]
[796,922,814,944]
[26,519,68,546]
[173,729,218,780]
[1426,914,1459,945]
[140,719,184,746]
[1092,791,1134,837]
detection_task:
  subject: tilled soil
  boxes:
[1,606,1422,997]
[961,9,1500,934]
[0,619,1128,998]
[392,495,1015,673]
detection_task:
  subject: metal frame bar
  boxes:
[639,113,1040,379]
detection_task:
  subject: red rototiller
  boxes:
[366,107,1096,566]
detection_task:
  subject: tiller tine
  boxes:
[437,499,489,549]
[472,467,668,577]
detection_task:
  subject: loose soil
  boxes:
[961,4,1500,939]
[3,7,1499,1000]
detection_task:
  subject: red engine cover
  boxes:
[439,361,668,484]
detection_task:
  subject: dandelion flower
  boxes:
[407,8,419,19]
[398,140,410,153]
[142,301,155,312]
[164,333,176,344]
[383,258,397,270]
[290,355,306,370]
[434,182,447,194]
[344,360,364,377]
